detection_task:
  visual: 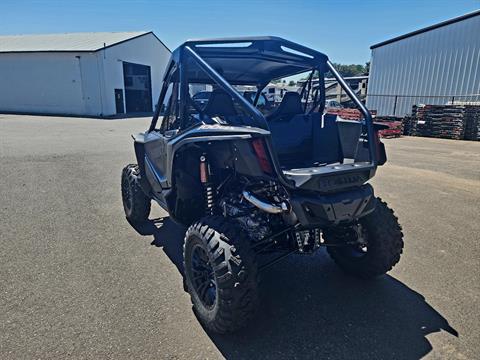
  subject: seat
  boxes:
[311,113,343,164]
[266,92,311,167]
[203,89,237,117]
[266,92,303,122]
[336,118,363,159]
[269,114,313,167]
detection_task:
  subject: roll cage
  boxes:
[149,36,378,166]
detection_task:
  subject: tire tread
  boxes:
[121,164,151,222]
[183,215,259,333]
[326,197,404,278]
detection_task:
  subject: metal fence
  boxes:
[366,94,480,117]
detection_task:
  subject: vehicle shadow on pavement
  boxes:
[130,217,458,360]
[129,217,187,277]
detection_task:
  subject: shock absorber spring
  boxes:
[205,185,214,215]
[200,154,214,215]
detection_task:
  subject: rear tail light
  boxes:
[251,138,273,175]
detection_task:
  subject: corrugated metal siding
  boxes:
[367,14,480,116]
[0,32,148,52]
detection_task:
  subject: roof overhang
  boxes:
[0,31,171,54]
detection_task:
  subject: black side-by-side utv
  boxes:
[121,37,404,333]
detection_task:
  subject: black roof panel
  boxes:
[172,36,329,85]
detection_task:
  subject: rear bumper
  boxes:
[283,163,376,192]
[290,184,375,227]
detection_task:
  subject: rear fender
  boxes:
[132,133,154,197]
[376,139,387,166]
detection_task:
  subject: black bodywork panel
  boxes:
[290,184,376,227]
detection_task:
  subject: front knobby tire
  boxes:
[121,164,151,222]
[326,197,404,278]
[183,216,259,333]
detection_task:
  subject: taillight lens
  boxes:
[251,138,273,175]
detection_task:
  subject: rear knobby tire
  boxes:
[326,197,404,278]
[121,164,151,222]
[183,216,259,333]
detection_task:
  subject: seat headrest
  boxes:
[276,92,303,115]
[204,89,237,117]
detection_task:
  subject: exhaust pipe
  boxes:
[242,190,289,214]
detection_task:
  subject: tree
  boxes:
[325,63,368,78]
[288,80,296,86]
[299,70,320,82]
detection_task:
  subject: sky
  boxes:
[1,0,479,64]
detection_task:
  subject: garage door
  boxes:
[122,62,153,113]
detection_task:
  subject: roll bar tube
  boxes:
[184,46,269,130]
[326,61,377,166]
[149,61,176,132]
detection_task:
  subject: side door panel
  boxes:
[143,62,179,195]
[144,131,169,194]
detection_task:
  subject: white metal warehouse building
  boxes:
[0,31,171,117]
[366,10,480,116]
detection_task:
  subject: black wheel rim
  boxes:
[338,225,369,259]
[190,244,217,308]
[122,177,133,211]
[342,244,368,258]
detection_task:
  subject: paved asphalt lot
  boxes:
[1,114,479,359]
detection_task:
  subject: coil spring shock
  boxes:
[200,155,214,215]
[205,185,214,215]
